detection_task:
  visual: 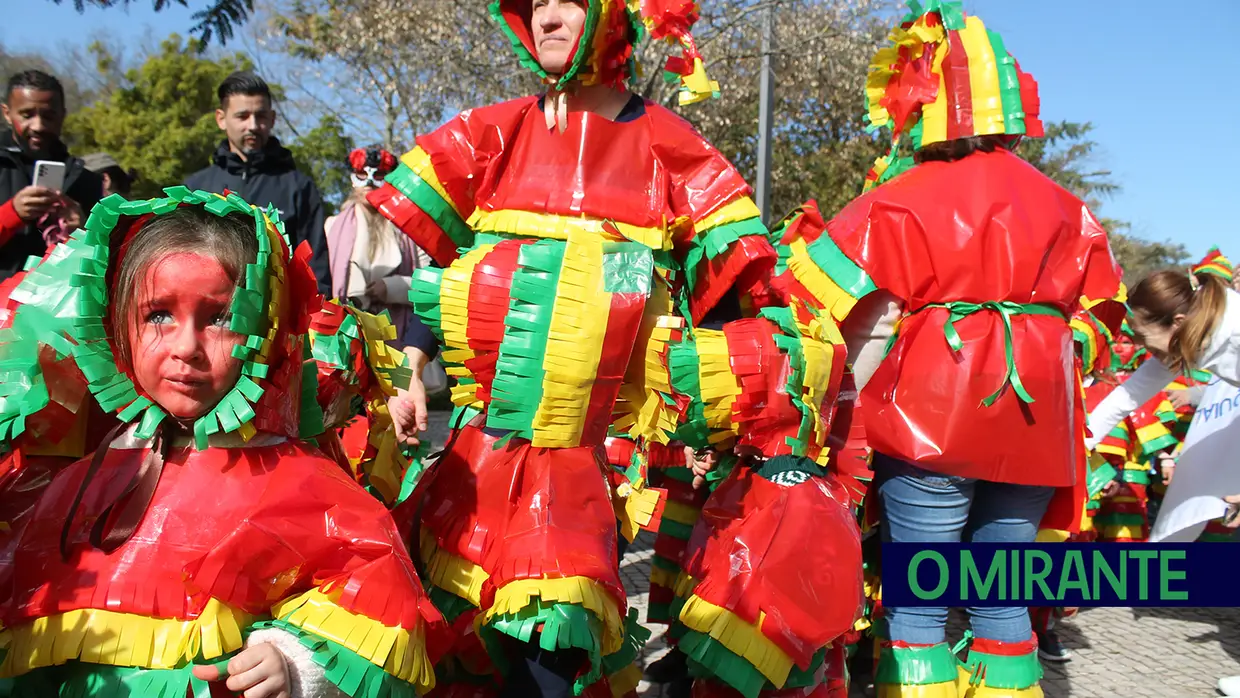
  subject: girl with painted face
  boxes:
[0,191,444,696]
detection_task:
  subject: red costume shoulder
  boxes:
[5,437,430,630]
[643,100,752,223]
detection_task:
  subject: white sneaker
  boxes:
[1217,675,1240,696]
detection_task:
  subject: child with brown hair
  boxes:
[0,190,442,696]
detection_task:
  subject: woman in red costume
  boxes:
[368,0,781,692]
[777,2,1122,695]
[0,190,442,696]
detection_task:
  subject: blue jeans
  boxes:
[874,453,1054,645]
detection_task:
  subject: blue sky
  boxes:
[4,1,1236,261]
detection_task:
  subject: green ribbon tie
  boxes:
[925,301,1065,407]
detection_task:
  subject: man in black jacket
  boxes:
[185,72,330,294]
[0,70,102,279]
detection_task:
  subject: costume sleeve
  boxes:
[649,115,775,324]
[244,627,348,698]
[0,200,24,248]
[369,100,534,266]
[1084,359,1176,451]
[308,301,418,504]
[1077,206,1124,304]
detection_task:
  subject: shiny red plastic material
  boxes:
[4,439,441,636]
[828,150,1121,488]
[416,423,624,609]
[398,97,768,323]
[681,466,863,669]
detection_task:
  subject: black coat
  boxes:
[0,130,102,279]
[185,138,330,294]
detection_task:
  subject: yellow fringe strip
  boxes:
[1134,422,1172,447]
[440,244,494,408]
[615,480,663,543]
[0,599,250,676]
[865,19,944,129]
[650,565,678,591]
[273,588,434,690]
[609,662,643,697]
[673,572,699,599]
[626,315,683,443]
[663,499,702,528]
[419,530,489,608]
[614,284,676,441]
[1035,529,1070,543]
[531,233,609,448]
[786,238,861,323]
[1099,525,1145,540]
[695,328,741,435]
[1094,443,1127,460]
[693,197,762,237]
[468,209,672,251]
[876,682,961,698]
[400,146,460,217]
[486,577,625,655]
[677,596,794,687]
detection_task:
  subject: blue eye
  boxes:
[146,310,172,325]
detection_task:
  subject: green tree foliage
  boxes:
[63,36,354,207]
[1017,121,1188,284]
[46,0,253,45]
[64,36,249,198]
[285,114,353,212]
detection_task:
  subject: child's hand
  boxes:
[191,643,291,698]
[390,386,427,446]
[684,446,717,490]
[1159,455,1176,486]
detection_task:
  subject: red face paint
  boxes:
[128,253,243,419]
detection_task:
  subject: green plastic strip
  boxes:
[385,163,474,251]
[963,645,1042,690]
[873,643,959,686]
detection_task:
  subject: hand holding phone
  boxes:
[32,160,66,192]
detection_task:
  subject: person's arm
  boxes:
[380,274,413,306]
[1084,359,1176,451]
[0,200,24,248]
[841,289,902,391]
[300,180,331,296]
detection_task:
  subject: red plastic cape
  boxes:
[681,466,863,668]
[4,437,441,637]
[828,150,1121,487]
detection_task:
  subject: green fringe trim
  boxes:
[760,306,817,455]
[486,240,565,438]
[903,0,967,29]
[601,609,653,676]
[250,619,418,698]
[1094,512,1146,528]
[429,586,479,626]
[409,267,446,341]
[9,662,215,698]
[1138,433,1179,461]
[1120,469,1151,486]
[488,0,550,82]
[682,216,768,296]
[1085,461,1118,499]
[384,163,474,251]
[485,600,604,695]
[680,629,768,698]
[752,454,827,486]
[783,647,828,690]
[963,647,1042,690]
[299,340,326,439]
[873,643,958,686]
[803,232,876,301]
[667,335,712,449]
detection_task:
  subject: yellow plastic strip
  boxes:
[440,244,493,379]
[919,41,950,146]
[531,234,608,448]
[420,530,489,608]
[273,588,434,690]
[695,329,741,434]
[958,16,1005,136]
[876,681,961,698]
[677,596,794,687]
[486,576,625,655]
[609,662,643,697]
[0,599,250,675]
[1134,422,1172,447]
[468,209,670,251]
[786,238,861,322]
[400,146,459,217]
[693,197,762,237]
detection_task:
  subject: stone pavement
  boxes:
[423,412,1240,698]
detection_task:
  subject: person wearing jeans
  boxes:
[787,3,1122,695]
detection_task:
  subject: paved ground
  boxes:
[424,412,1240,698]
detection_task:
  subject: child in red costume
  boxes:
[782,2,1122,695]
[0,191,443,696]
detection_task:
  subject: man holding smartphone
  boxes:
[0,70,102,279]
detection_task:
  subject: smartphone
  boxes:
[32,160,66,193]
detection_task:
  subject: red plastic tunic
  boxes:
[828,149,1121,487]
